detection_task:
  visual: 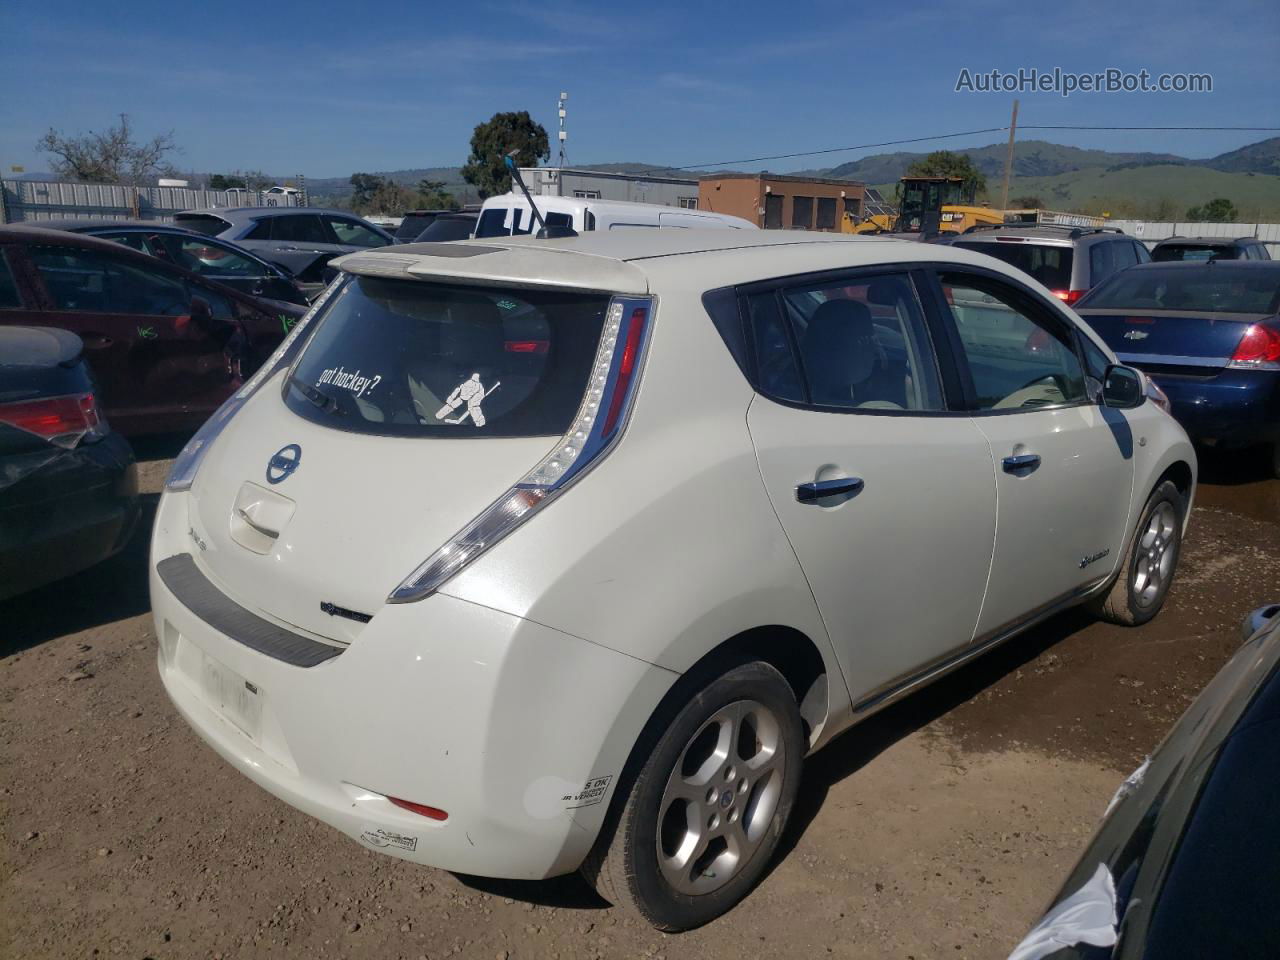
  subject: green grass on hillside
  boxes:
[871,166,1280,220]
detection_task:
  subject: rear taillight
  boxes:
[1052,289,1085,305]
[165,276,345,491]
[389,296,654,603]
[1228,319,1280,370]
[0,392,101,448]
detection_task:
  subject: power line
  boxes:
[635,125,1280,175]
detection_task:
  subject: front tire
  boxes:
[582,661,804,931]
[1093,479,1185,626]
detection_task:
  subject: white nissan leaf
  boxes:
[151,230,1195,930]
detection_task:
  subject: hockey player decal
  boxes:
[435,373,500,427]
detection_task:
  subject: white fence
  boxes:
[0,179,302,224]
[1108,220,1280,258]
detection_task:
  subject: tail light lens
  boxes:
[1228,319,1280,370]
[1052,289,1085,305]
[387,796,449,821]
[165,276,344,491]
[389,296,654,603]
[0,392,102,448]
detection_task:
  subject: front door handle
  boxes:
[796,477,864,503]
[1002,453,1042,474]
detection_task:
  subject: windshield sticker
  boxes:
[317,366,382,399]
[435,373,500,426]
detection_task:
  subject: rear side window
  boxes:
[1089,241,1116,285]
[939,272,1087,411]
[267,215,330,244]
[0,252,22,308]
[745,292,804,403]
[173,214,231,236]
[475,208,510,238]
[285,277,608,438]
[952,241,1073,292]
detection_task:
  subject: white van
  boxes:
[474,193,756,237]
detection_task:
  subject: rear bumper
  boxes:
[150,491,675,880]
[0,432,138,601]
[1143,368,1280,449]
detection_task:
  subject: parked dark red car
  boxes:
[0,226,304,436]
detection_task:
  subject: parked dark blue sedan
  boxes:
[1077,261,1280,476]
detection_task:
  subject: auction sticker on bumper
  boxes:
[199,653,262,742]
[358,826,418,854]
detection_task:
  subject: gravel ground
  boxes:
[3,445,1278,960]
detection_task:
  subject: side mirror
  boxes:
[1102,363,1144,409]
[1243,604,1280,642]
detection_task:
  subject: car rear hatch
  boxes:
[183,263,639,644]
[1077,265,1280,376]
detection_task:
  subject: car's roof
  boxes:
[34,217,211,236]
[0,223,174,251]
[333,230,1007,295]
[1125,259,1280,272]
[1154,236,1257,245]
[176,206,363,221]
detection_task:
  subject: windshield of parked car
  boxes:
[951,240,1074,291]
[285,276,608,438]
[1081,266,1280,314]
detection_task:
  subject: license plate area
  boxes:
[200,652,263,742]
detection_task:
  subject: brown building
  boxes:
[697,173,867,231]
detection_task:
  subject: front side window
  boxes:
[755,272,943,411]
[285,276,608,438]
[267,215,329,244]
[326,217,388,248]
[939,272,1087,411]
[157,235,266,277]
[30,246,190,316]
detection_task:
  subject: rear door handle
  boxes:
[1002,453,1042,474]
[796,477,864,503]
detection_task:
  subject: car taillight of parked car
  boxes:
[388,297,654,603]
[1052,289,1086,306]
[1228,319,1280,371]
[0,392,102,448]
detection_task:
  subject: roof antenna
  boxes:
[505,151,577,240]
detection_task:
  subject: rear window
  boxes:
[1081,267,1280,314]
[1152,244,1237,262]
[285,276,608,438]
[174,214,231,236]
[395,215,436,240]
[952,240,1073,291]
[415,217,476,242]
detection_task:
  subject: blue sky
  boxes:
[2,0,1277,178]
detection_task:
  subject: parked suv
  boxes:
[173,207,394,290]
[1152,235,1272,262]
[951,224,1151,304]
[151,231,1194,930]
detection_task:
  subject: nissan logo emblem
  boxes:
[267,444,302,484]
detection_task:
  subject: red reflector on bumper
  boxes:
[388,796,449,821]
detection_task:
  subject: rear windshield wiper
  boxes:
[288,375,344,415]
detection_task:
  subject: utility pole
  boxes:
[1000,99,1019,212]
[557,92,568,167]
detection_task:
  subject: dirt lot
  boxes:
[3,446,1279,960]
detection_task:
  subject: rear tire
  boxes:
[1093,479,1185,626]
[581,661,804,931]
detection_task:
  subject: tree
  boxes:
[1185,197,1238,222]
[366,181,418,216]
[417,178,459,210]
[208,173,245,189]
[904,150,987,195]
[460,111,549,199]
[37,113,178,185]
[350,173,385,210]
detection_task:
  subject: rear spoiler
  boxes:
[333,242,650,295]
